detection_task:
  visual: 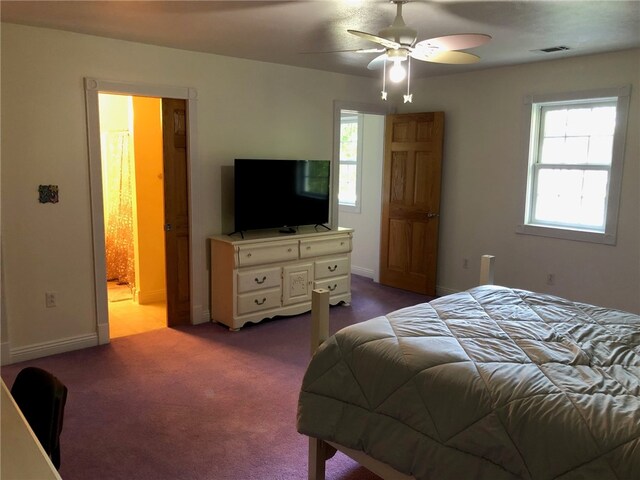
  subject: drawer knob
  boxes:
[328,265,338,272]
[247,253,252,257]
[255,276,267,284]
[328,284,337,292]
[306,246,311,250]
[254,297,267,305]
[340,242,344,246]
[288,248,292,252]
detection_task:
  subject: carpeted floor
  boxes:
[1,275,433,480]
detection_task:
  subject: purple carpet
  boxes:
[1,275,432,480]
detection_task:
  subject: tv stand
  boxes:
[210,228,353,330]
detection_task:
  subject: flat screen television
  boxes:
[234,159,331,233]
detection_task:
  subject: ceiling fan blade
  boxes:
[410,50,480,64]
[415,34,491,51]
[357,48,386,54]
[348,30,401,50]
[300,48,384,54]
[367,53,388,70]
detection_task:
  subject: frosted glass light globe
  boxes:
[389,61,406,83]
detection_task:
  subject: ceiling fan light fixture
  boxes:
[346,0,491,101]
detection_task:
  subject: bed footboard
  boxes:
[480,255,495,285]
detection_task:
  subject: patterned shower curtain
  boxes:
[104,131,135,287]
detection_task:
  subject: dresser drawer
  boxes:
[300,235,351,259]
[237,242,298,267]
[314,256,350,280]
[314,276,350,296]
[237,267,281,293]
[237,288,281,315]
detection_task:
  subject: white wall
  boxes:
[402,49,640,313]
[0,23,379,362]
[339,114,385,280]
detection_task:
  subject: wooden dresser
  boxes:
[210,228,353,330]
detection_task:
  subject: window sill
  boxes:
[516,224,616,245]
[339,204,361,214]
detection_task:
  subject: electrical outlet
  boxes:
[45,292,57,308]
[463,258,469,269]
[546,274,555,286]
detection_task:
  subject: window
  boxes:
[519,86,630,245]
[338,111,363,212]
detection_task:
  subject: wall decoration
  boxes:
[38,185,59,204]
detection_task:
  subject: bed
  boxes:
[297,256,640,480]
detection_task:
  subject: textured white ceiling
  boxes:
[2,0,639,78]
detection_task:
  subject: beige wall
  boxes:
[402,49,639,313]
[0,23,378,361]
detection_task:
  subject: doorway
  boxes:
[85,78,200,345]
[333,101,388,282]
[98,94,167,338]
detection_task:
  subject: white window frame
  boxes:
[518,86,630,245]
[338,111,364,213]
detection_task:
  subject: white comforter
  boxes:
[297,286,640,479]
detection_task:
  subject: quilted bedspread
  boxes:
[297,286,640,479]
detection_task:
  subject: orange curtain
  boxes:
[104,131,135,287]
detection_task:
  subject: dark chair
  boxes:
[10,366,68,470]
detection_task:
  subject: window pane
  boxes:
[590,106,616,136]
[543,109,568,136]
[564,137,589,164]
[566,107,592,136]
[533,168,608,230]
[540,103,616,167]
[339,164,357,206]
[540,136,588,164]
[587,135,614,165]
[540,137,565,164]
[340,122,358,161]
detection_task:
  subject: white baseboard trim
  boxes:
[197,307,210,325]
[351,266,374,279]
[8,333,99,365]
[137,289,166,305]
[435,285,459,297]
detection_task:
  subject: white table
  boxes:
[1,378,62,479]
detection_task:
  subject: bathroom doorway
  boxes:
[98,94,167,337]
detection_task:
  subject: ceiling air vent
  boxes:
[537,46,571,53]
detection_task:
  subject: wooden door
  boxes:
[162,98,191,326]
[379,112,444,296]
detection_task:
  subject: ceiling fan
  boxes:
[347,0,491,100]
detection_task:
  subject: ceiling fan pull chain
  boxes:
[404,57,413,103]
[381,58,388,101]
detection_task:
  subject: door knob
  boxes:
[426,213,439,219]
[164,223,172,231]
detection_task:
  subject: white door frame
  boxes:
[84,78,202,344]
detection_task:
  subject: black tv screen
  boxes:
[234,159,331,233]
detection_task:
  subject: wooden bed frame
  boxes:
[306,255,496,480]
